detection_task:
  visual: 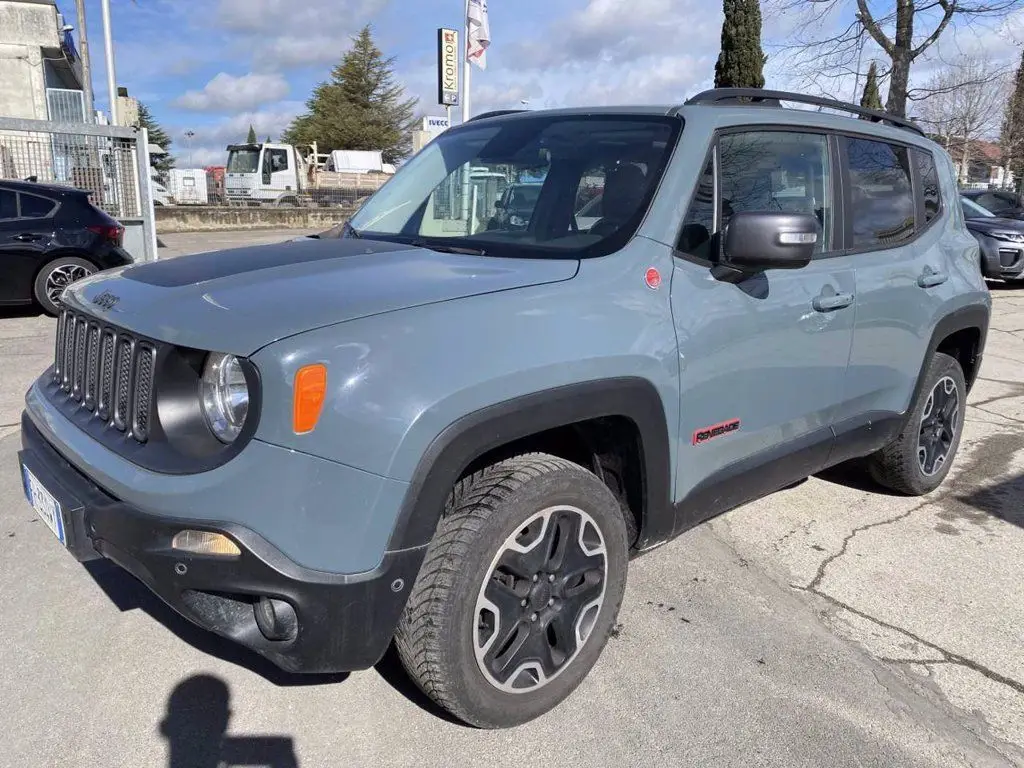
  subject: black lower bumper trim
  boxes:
[19,413,424,674]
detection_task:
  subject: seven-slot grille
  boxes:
[52,308,156,442]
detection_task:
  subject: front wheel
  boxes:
[33,256,96,316]
[395,453,629,728]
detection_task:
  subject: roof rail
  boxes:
[466,109,528,123]
[681,88,924,137]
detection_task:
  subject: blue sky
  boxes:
[66,0,1024,166]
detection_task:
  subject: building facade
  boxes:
[0,0,85,121]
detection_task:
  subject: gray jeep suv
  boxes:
[18,89,989,729]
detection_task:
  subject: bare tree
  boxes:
[768,0,1023,116]
[917,55,1008,182]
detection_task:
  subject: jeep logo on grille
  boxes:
[92,291,119,310]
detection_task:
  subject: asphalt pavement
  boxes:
[1,231,1022,767]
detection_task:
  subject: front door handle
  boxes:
[812,291,854,312]
[918,270,948,288]
[13,233,42,242]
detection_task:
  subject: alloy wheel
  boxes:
[474,505,607,693]
[45,264,92,307]
[917,375,960,477]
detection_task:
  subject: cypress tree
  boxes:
[282,26,418,163]
[714,0,766,89]
[137,102,174,177]
[246,125,257,144]
[1001,50,1024,192]
[860,62,884,115]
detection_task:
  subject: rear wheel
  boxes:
[868,352,966,495]
[33,256,96,316]
[395,453,629,728]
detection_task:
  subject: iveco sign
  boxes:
[437,28,459,107]
[422,116,451,132]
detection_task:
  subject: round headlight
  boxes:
[200,353,249,443]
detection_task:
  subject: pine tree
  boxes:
[247,125,257,144]
[714,0,766,89]
[282,25,418,163]
[1001,50,1024,192]
[137,102,174,177]
[859,62,884,115]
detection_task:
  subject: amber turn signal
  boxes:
[171,530,241,557]
[293,364,327,434]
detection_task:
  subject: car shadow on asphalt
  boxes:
[0,305,45,319]
[84,559,466,725]
[161,674,299,768]
[814,459,903,496]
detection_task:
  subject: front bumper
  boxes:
[979,237,1024,280]
[18,414,425,674]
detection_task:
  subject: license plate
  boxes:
[21,465,66,545]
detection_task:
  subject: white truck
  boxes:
[224,142,393,207]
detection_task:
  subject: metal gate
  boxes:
[0,116,157,262]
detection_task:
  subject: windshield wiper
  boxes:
[411,240,487,256]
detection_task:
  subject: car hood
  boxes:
[63,238,579,355]
[965,216,1024,233]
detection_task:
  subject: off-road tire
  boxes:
[33,256,97,316]
[868,352,967,495]
[395,453,629,729]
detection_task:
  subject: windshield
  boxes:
[227,149,260,173]
[962,196,995,219]
[347,114,681,258]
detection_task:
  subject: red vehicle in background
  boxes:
[204,166,226,205]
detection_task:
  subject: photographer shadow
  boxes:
[161,674,299,768]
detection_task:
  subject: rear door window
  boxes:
[0,190,16,221]
[18,192,56,218]
[845,138,915,248]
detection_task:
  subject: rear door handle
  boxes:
[918,271,948,288]
[812,292,854,312]
[13,233,43,242]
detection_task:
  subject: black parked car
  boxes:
[962,195,1024,281]
[961,188,1024,219]
[0,180,132,315]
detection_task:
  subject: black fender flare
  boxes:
[386,377,674,553]
[922,304,990,391]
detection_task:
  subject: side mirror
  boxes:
[494,198,505,209]
[722,212,819,272]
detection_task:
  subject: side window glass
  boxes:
[846,138,915,248]
[679,155,715,259]
[914,150,941,223]
[0,190,16,220]
[19,193,55,219]
[270,149,289,172]
[721,131,832,253]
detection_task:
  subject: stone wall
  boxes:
[155,205,349,234]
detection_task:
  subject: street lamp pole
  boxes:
[100,0,117,124]
[185,131,195,167]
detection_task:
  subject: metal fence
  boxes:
[0,116,156,261]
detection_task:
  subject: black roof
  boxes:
[0,178,88,196]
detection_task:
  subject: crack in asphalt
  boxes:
[801,586,1024,698]
[806,504,924,592]
[970,403,1024,425]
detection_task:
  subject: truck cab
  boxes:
[225,143,300,205]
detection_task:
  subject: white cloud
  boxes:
[216,0,390,68]
[173,72,290,112]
